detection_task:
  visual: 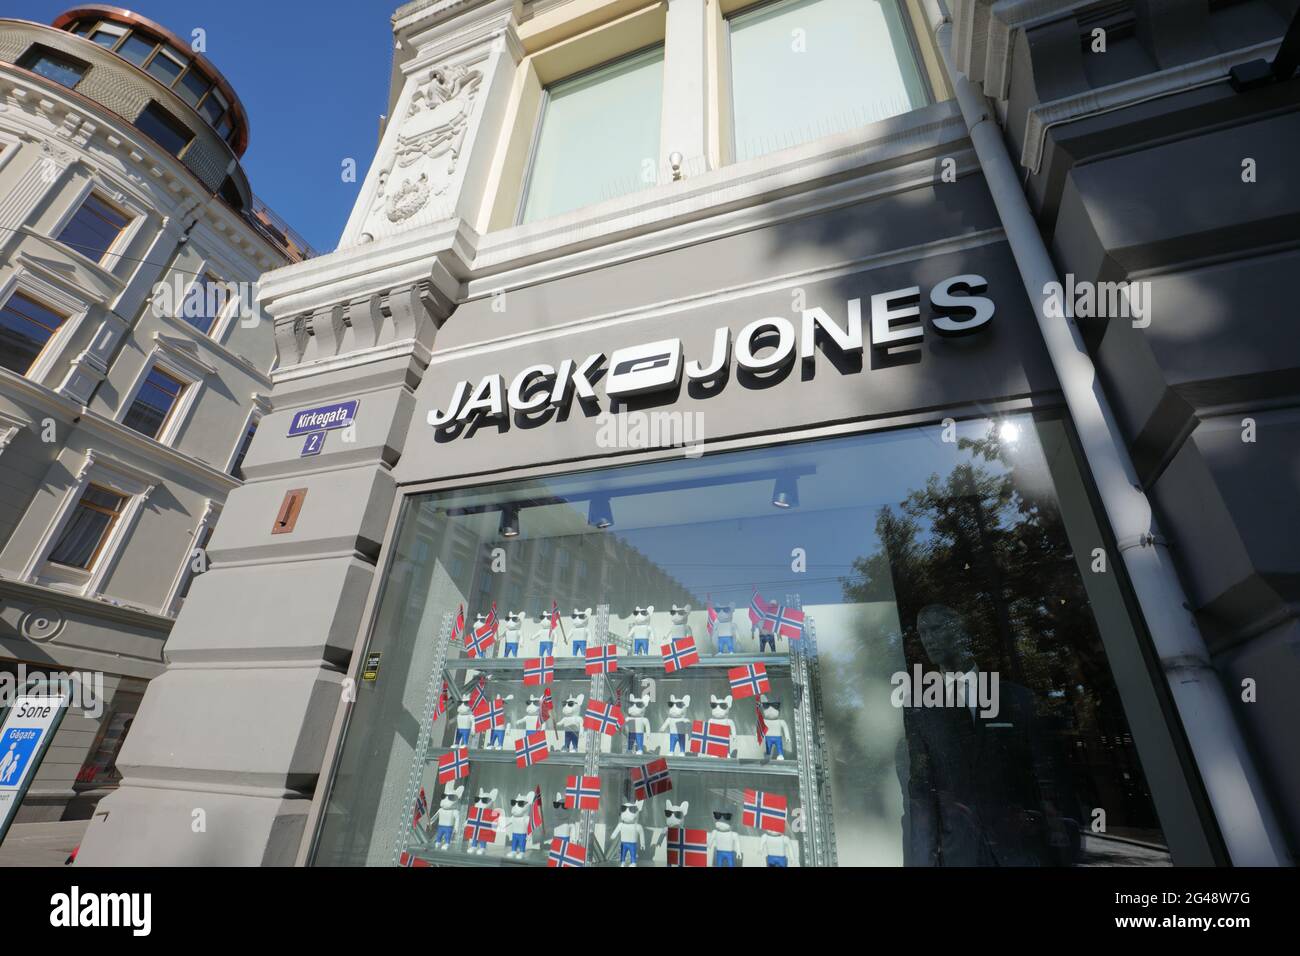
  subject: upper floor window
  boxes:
[135,101,193,157]
[182,273,227,335]
[47,484,127,570]
[0,291,68,376]
[18,45,89,89]
[122,367,185,440]
[519,46,663,223]
[727,0,928,163]
[57,193,131,264]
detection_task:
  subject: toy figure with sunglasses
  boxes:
[628,606,655,655]
[759,695,789,761]
[610,799,647,866]
[505,791,537,859]
[708,807,743,867]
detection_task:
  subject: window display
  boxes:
[313,412,1174,867]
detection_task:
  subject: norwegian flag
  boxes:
[549,600,560,637]
[464,805,499,844]
[538,688,554,724]
[665,827,708,867]
[728,662,770,700]
[431,679,449,722]
[749,590,775,628]
[630,758,672,799]
[583,699,624,736]
[523,656,555,686]
[547,836,586,867]
[743,789,788,833]
[706,600,717,638]
[473,695,507,732]
[689,720,732,758]
[770,604,805,641]
[529,785,544,834]
[585,644,618,675]
[464,624,495,658]
[755,700,768,743]
[661,637,700,673]
[412,786,428,828]
[563,775,601,811]
[437,747,470,783]
[515,731,550,768]
[467,675,488,713]
[398,850,431,867]
[450,604,466,645]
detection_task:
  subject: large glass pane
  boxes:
[22,48,88,88]
[313,412,1173,867]
[135,102,192,157]
[122,368,183,439]
[729,0,928,162]
[520,47,663,223]
[56,193,130,263]
[48,486,125,569]
[116,33,156,67]
[0,292,67,375]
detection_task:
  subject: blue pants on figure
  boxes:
[564,730,579,751]
[454,728,470,746]
[633,638,649,655]
[511,832,528,853]
[490,728,505,748]
[717,636,735,654]
[503,643,519,658]
[759,633,776,652]
[765,735,784,758]
[435,825,453,847]
[620,841,638,864]
[714,850,737,867]
[571,640,587,655]
[668,733,686,754]
[767,855,788,867]
[627,732,644,753]
[538,641,553,656]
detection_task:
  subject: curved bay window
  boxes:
[313,412,1179,867]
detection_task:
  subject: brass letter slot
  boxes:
[272,488,307,534]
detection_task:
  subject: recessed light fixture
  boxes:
[499,505,520,538]
[771,475,799,509]
[588,494,613,529]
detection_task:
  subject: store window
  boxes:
[56,193,131,264]
[727,0,928,163]
[519,46,664,223]
[48,484,127,570]
[18,45,89,89]
[313,413,1174,867]
[122,367,185,439]
[0,291,69,376]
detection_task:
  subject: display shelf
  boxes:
[445,652,793,674]
[424,745,800,777]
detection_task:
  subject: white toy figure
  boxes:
[453,699,474,747]
[501,611,524,658]
[713,601,737,654]
[625,693,651,755]
[569,607,593,657]
[759,829,796,867]
[709,694,739,757]
[488,693,513,750]
[611,799,646,866]
[556,692,585,752]
[530,612,554,657]
[759,695,790,761]
[657,694,692,755]
[467,788,499,855]
[515,694,545,737]
[628,606,655,655]
[708,808,742,867]
[505,791,536,859]
[431,784,463,850]
[551,791,577,843]
[668,604,693,643]
[654,799,690,857]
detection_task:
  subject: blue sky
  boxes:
[10,0,394,252]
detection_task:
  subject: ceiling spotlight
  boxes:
[499,505,520,538]
[998,421,1021,443]
[771,475,800,509]
[588,494,613,530]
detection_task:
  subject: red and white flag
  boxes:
[515,731,550,768]
[549,600,560,638]
[398,850,431,867]
[770,604,805,641]
[563,775,601,811]
[547,836,586,867]
[743,789,788,833]
[437,746,470,783]
[467,675,488,713]
[450,604,465,645]
[529,785,544,834]
[473,695,506,732]
[583,699,623,736]
[661,637,699,673]
[749,589,775,628]
[630,758,672,799]
[523,656,555,686]
[664,827,708,867]
[464,805,499,845]
[431,679,449,722]
[755,699,768,743]
[728,662,770,699]
[706,600,717,638]
[538,687,554,724]
[689,720,731,758]
[585,644,618,675]
[412,786,428,828]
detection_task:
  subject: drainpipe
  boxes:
[924,0,1290,865]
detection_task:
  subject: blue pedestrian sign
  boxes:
[0,694,68,845]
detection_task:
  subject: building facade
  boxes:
[0,5,308,824]
[76,0,1296,866]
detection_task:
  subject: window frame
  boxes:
[0,288,71,378]
[52,190,133,266]
[114,337,215,448]
[162,500,220,617]
[46,178,148,274]
[18,44,91,90]
[46,482,128,571]
[134,100,195,159]
[0,267,92,386]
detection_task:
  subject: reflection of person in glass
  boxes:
[897,604,1078,865]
